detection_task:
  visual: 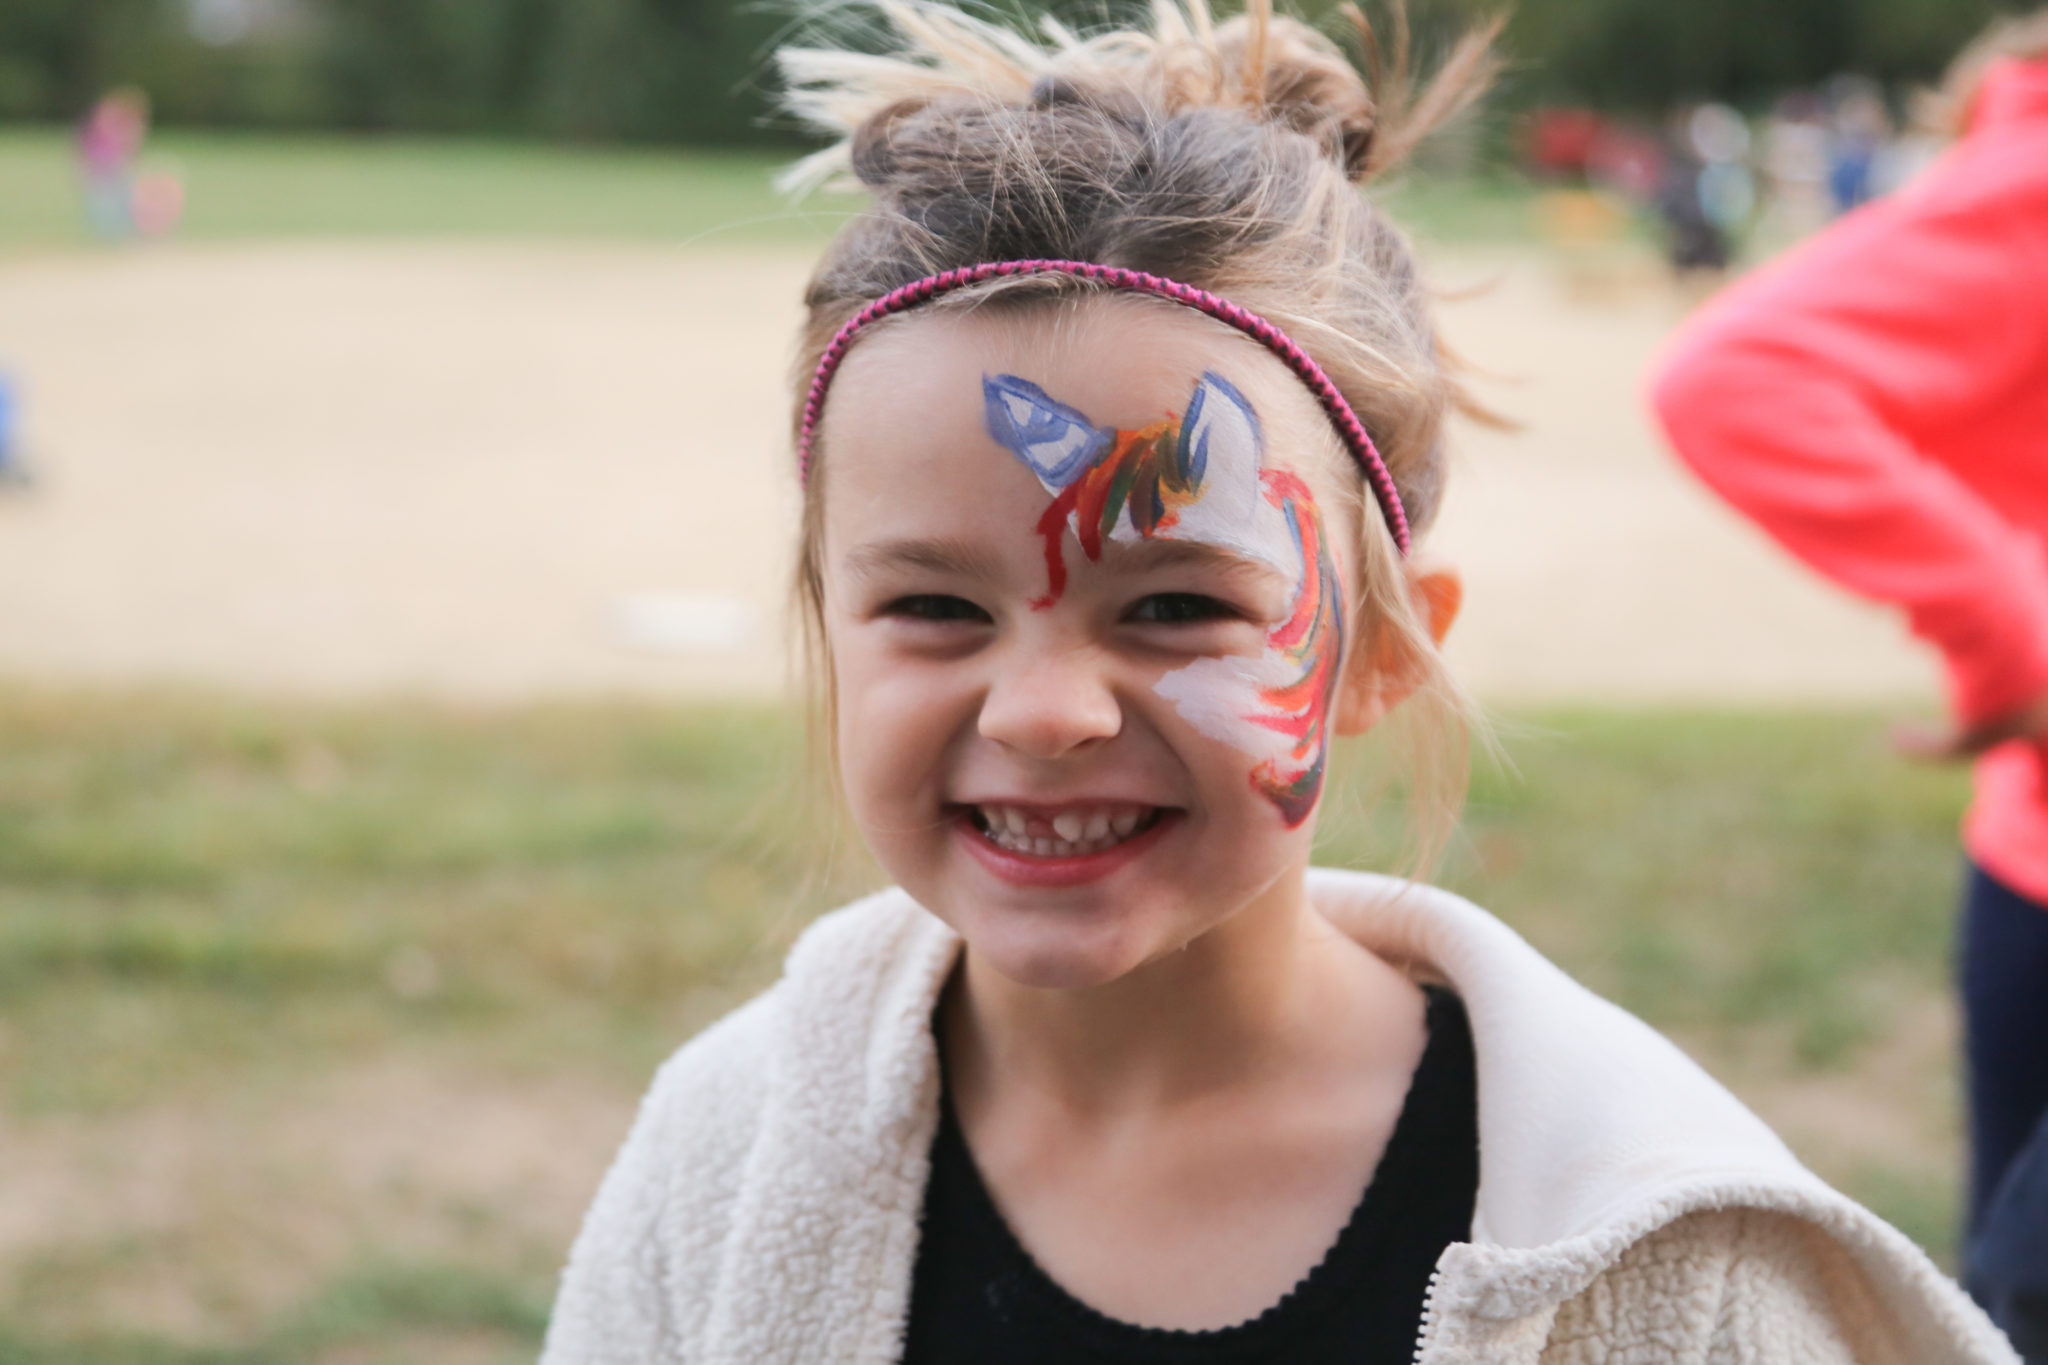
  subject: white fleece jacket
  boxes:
[542,869,2017,1364]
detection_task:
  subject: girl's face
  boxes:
[818,299,1365,990]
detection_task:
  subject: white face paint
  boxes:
[1145,379,1309,760]
[1155,653,1296,753]
[1104,372,1296,579]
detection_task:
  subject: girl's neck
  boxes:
[943,869,1415,1117]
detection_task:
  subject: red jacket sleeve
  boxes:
[1648,153,2048,723]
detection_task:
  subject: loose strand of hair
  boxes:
[1341,3,1502,181]
[1237,0,1272,112]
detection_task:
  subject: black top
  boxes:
[902,987,1479,1364]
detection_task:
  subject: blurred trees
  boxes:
[0,0,160,119]
[0,0,2030,140]
[0,0,793,142]
[1502,0,2010,109]
[316,0,793,141]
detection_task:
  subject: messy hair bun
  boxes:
[781,0,1496,536]
[781,0,1500,868]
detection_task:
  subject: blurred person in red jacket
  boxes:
[1650,15,2048,1356]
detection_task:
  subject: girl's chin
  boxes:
[958,926,1162,992]
[940,889,1218,992]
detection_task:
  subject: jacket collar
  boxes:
[777,869,1827,1254]
[1302,868,1824,1249]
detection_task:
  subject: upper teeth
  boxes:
[975,804,1152,856]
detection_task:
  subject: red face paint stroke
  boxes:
[1246,468,1344,828]
[1027,419,1188,610]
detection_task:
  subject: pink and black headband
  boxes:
[796,259,1411,556]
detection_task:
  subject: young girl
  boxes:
[543,4,2012,1360]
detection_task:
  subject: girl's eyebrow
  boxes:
[845,533,1288,589]
[1106,537,1288,587]
[844,536,1009,582]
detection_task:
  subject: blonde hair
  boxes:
[1934,8,2048,134]
[779,0,1498,871]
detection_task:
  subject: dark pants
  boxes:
[1962,861,2048,1359]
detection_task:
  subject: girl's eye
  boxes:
[883,594,992,624]
[1127,593,1236,625]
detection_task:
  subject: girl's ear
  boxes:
[1334,565,1464,736]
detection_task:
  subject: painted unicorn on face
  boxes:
[982,370,1346,827]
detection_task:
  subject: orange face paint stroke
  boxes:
[1242,469,1344,827]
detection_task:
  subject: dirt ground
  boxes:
[0,1055,634,1338]
[0,240,1938,704]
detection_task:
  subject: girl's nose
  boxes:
[977,649,1123,760]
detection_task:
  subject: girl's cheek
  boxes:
[829,629,926,798]
[841,634,981,764]
[1153,475,1344,829]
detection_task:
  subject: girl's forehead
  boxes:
[820,297,1340,482]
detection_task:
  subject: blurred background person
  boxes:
[76,88,149,240]
[0,370,26,489]
[75,87,183,241]
[1761,91,1832,240]
[1823,75,1893,216]
[1650,13,2048,1358]
[1654,104,1742,275]
[1692,102,1758,253]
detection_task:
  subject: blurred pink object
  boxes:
[132,171,185,237]
[78,89,147,175]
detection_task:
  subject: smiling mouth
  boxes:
[964,803,1166,859]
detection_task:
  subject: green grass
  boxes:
[1418,712,1966,1067]
[1373,173,1544,247]
[0,689,857,1113]
[0,126,1544,251]
[0,129,850,250]
[0,1262,546,1364]
[0,689,1976,1352]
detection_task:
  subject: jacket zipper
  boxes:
[1410,1265,1445,1364]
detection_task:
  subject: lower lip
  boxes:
[954,810,1178,887]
